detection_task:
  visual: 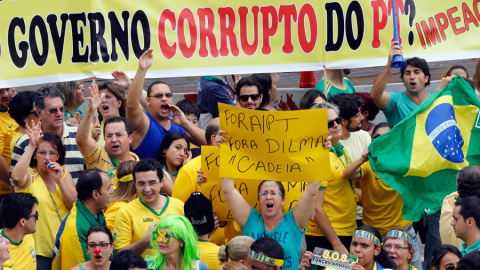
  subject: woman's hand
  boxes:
[25,120,43,148]
[196,169,207,186]
[183,150,192,166]
[215,130,228,147]
[323,135,332,149]
[47,162,63,182]
[299,251,313,270]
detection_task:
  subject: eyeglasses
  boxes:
[136,180,160,188]
[328,117,341,128]
[45,106,65,115]
[157,230,176,243]
[29,111,39,117]
[258,191,283,197]
[26,212,39,220]
[239,94,261,102]
[87,243,112,250]
[105,132,127,140]
[383,244,409,251]
[37,150,59,156]
[149,93,173,99]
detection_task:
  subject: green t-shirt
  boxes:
[315,78,356,100]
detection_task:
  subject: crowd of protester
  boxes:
[0,41,479,270]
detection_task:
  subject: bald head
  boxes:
[206,118,220,145]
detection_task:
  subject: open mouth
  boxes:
[111,144,120,151]
[102,105,109,111]
[160,104,169,113]
[409,82,417,87]
[94,254,102,261]
[266,203,273,210]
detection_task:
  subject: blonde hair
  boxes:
[221,261,250,270]
[218,236,255,264]
[110,161,137,203]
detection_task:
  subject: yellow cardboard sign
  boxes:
[218,103,330,182]
[1,0,480,88]
[201,146,307,221]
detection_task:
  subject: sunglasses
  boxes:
[238,94,261,102]
[149,93,173,99]
[45,106,65,114]
[328,117,341,128]
[157,230,176,243]
[26,212,39,220]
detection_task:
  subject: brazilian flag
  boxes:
[369,76,480,222]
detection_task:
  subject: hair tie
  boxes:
[386,230,413,245]
[111,169,134,189]
[353,230,381,246]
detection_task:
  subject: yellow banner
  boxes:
[200,146,306,221]
[218,103,330,182]
[1,0,479,87]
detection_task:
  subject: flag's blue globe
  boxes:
[425,103,464,163]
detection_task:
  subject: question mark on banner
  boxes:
[404,0,416,46]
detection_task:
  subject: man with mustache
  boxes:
[10,86,85,183]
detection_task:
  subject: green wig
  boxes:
[147,214,200,270]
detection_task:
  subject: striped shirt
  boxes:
[10,123,85,183]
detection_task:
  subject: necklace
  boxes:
[163,166,178,176]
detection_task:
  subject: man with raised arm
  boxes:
[126,49,207,159]
[76,82,138,184]
[370,42,431,126]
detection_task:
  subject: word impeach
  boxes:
[200,146,308,221]
[219,104,330,182]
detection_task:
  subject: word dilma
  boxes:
[229,155,301,173]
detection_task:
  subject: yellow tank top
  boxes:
[17,168,70,257]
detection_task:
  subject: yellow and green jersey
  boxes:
[105,200,128,233]
[306,151,357,237]
[1,230,36,270]
[113,195,184,258]
[51,199,106,270]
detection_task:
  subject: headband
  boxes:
[353,230,381,246]
[386,230,413,245]
[249,250,284,267]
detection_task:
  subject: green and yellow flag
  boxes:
[369,77,480,222]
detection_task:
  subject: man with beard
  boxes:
[127,49,207,159]
[10,86,85,183]
[329,93,371,162]
[236,77,264,110]
[315,69,356,100]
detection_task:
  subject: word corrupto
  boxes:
[158,4,318,59]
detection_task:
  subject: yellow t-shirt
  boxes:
[440,191,462,247]
[306,151,357,237]
[82,143,139,184]
[198,240,221,270]
[9,131,22,160]
[105,200,128,233]
[359,161,411,235]
[1,230,36,270]
[113,195,184,258]
[17,168,70,257]
[172,155,202,202]
[171,155,242,245]
[0,110,18,195]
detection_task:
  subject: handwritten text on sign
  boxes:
[218,103,330,182]
[201,146,308,221]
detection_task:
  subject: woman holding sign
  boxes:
[220,176,322,270]
[305,102,358,254]
[299,225,395,270]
